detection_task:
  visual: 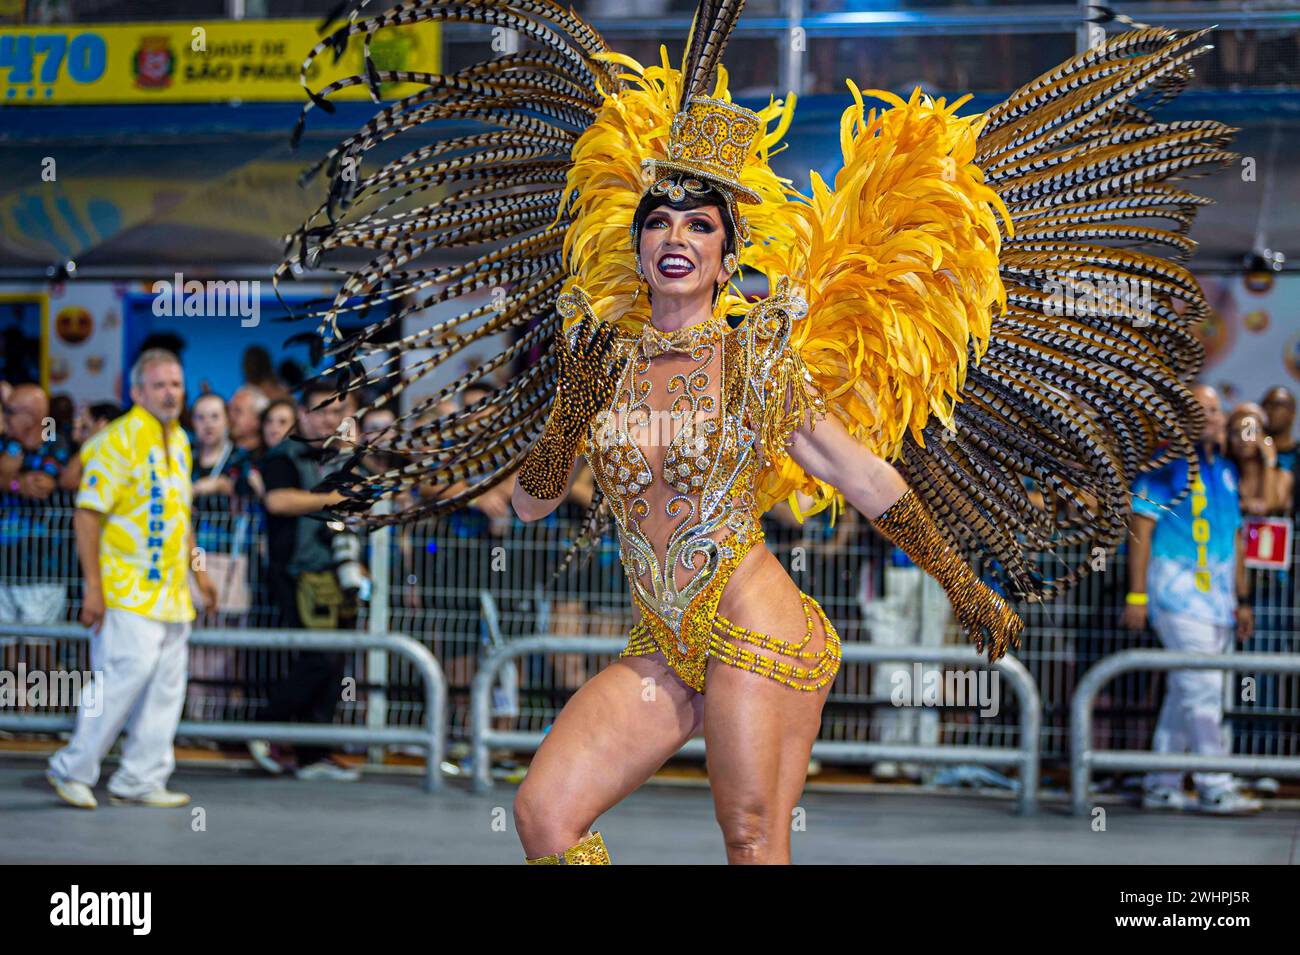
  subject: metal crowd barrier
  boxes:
[1070,650,1300,815]
[0,624,447,793]
[469,632,1043,814]
[4,498,1299,766]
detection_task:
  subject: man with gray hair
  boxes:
[46,349,217,809]
[228,385,269,454]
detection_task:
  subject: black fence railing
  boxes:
[2,492,1297,764]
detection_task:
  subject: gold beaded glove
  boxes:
[871,489,1024,661]
[517,313,623,500]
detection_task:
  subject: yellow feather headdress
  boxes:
[557,59,1012,524]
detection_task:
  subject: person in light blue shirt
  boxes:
[1122,384,1259,815]
[1131,447,1242,628]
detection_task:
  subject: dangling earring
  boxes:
[632,255,646,307]
[714,253,739,314]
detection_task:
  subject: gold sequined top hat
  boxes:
[634,97,762,253]
[642,97,763,204]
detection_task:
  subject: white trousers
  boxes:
[1144,611,1234,796]
[863,565,948,749]
[48,608,191,797]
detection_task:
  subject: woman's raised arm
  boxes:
[787,414,1025,661]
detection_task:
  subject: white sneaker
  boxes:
[47,772,97,810]
[873,761,900,780]
[1141,786,1192,811]
[1198,788,1263,815]
[109,788,191,808]
[247,739,284,775]
[295,759,361,782]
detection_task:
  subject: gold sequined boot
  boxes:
[524,830,611,865]
[871,489,1024,660]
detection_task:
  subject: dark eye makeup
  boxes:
[646,213,718,232]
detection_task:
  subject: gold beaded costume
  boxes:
[563,278,841,692]
[280,0,1235,720]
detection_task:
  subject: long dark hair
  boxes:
[259,397,298,453]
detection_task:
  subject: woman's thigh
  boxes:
[516,650,703,839]
[703,608,836,860]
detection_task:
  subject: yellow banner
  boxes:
[0,18,436,105]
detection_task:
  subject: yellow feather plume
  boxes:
[751,83,1011,521]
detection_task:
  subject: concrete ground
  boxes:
[1,757,1296,864]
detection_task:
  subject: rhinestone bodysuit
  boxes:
[570,279,842,693]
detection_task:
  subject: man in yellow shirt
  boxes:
[47,349,216,809]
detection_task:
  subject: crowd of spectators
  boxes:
[2,367,1298,787]
[0,357,616,773]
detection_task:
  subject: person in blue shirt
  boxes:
[1123,384,1260,814]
